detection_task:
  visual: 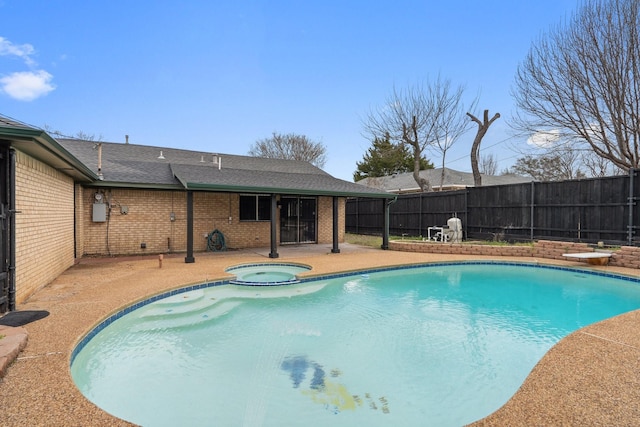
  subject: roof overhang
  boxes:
[0,126,98,182]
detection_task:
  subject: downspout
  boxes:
[8,149,16,311]
[381,196,397,250]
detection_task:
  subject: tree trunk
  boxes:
[406,116,430,191]
[468,110,500,187]
[439,157,446,191]
[412,143,430,191]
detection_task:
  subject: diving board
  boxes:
[562,252,612,266]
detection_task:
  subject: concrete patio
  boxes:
[0,243,639,426]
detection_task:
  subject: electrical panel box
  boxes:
[93,203,107,222]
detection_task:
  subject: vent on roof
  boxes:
[158,151,165,160]
[212,154,221,170]
[94,142,104,180]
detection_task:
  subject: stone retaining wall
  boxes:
[389,239,640,270]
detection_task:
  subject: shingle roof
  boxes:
[357,167,532,193]
[57,139,393,198]
[0,114,38,130]
[0,115,97,181]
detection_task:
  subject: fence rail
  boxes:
[346,170,640,246]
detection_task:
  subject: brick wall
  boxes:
[389,239,640,269]
[14,150,75,303]
[74,184,85,258]
[317,197,345,244]
[79,189,343,256]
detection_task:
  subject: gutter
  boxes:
[185,182,396,199]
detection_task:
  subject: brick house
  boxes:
[0,115,393,312]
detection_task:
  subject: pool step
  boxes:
[132,281,330,331]
[149,289,206,307]
[140,292,221,319]
[132,300,243,331]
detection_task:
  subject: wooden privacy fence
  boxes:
[346,170,640,246]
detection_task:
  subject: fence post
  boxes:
[628,169,636,245]
[530,181,535,242]
[419,193,423,237]
[382,198,389,249]
[464,189,469,240]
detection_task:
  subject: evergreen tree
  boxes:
[353,135,433,181]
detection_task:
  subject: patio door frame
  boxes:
[279,196,317,244]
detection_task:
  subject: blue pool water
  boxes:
[70,262,640,426]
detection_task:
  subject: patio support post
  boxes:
[269,193,279,258]
[185,190,195,263]
[331,196,340,253]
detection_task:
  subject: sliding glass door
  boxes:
[280,196,317,244]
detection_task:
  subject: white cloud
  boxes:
[0,36,55,101]
[527,129,560,148]
[0,36,36,66]
[0,70,55,101]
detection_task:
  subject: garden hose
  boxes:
[207,229,226,252]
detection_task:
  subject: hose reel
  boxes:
[207,229,226,252]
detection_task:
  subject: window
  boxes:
[239,195,272,221]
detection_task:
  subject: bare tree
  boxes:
[363,76,473,191]
[479,153,498,175]
[74,131,103,142]
[512,0,640,172]
[432,87,476,190]
[42,125,103,142]
[42,124,62,137]
[249,132,327,168]
[510,145,585,181]
[581,150,625,177]
[468,110,500,186]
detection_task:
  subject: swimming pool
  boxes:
[70,262,640,426]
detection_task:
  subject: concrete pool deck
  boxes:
[0,243,639,426]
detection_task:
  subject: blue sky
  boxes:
[1,0,578,181]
